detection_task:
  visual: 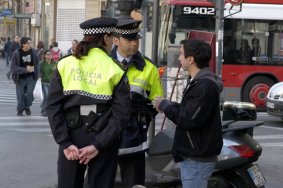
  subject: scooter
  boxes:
[115,120,266,188]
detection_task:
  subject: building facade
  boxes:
[0,0,105,53]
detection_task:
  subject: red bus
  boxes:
[158,0,283,110]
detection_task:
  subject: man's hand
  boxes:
[63,145,79,160]
[78,145,99,165]
[152,96,165,112]
[26,65,34,73]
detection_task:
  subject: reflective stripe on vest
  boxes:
[57,48,124,100]
[127,58,164,100]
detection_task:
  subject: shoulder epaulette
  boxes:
[143,56,156,66]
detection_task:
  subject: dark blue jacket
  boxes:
[159,68,223,162]
[10,49,39,84]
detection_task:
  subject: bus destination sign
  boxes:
[183,6,215,16]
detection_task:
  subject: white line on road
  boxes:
[0,122,49,126]
[254,135,283,139]
[260,125,283,131]
[260,142,283,147]
[0,116,47,120]
[7,128,51,132]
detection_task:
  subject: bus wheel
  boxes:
[242,76,275,111]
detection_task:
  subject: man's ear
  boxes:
[113,36,119,45]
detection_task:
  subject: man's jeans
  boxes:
[179,159,216,188]
[16,76,36,112]
[41,82,49,113]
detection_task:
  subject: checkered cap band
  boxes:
[115,28,140,35]
[83,27,115,35]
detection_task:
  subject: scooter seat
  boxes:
[147,129,175,156]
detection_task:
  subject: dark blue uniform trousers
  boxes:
[57,126,119,188]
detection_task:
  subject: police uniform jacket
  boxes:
[46,48,131,151]
[110,46,164,155]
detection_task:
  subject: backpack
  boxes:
[50,48,61,62]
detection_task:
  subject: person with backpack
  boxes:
[50,41,62,62]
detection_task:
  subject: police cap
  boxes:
[115,18,142,40]
[80,17,118,35]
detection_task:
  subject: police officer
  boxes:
[46,17,131,188]
[111,18,164,187]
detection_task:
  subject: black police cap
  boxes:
[80,17,118,35]
[115,18,142,40]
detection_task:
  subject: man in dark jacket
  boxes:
[152,39,223,188]
[10,37,39,116]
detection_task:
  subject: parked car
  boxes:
[266,81,283,119]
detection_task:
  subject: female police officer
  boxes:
[46,17,131,188]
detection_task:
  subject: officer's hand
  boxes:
[63,145,79,160]
[78,145,99,165]
[152,96,165,112]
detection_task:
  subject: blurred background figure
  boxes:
[67,39,78,55]
[50,41,62,62]
[251,38,261,57]
[238,39,252,64]
[39,50,57,116]
[4,37,12,67]
[6,35,21,79]
[35,41,45,62]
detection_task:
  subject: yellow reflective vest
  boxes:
[126,57,164,100]
[57,48,125,101]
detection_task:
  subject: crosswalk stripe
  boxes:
[0,116,47,120]
[254,135,283,139]
[260,142,283,147]
[0,122,49,126]
[7,128,51,133]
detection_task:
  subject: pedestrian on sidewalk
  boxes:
[7,35,21,79]
[35,41,45,62]
[152,39,223,188]
[10,37,39,116]
[4,37,12,67]
[39,50,57,116]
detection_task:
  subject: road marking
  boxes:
[260,125,283,131]
[0,122,49,126]
[260,142,283,147]
[254,135,283,139]
[7,128,51,133]
[0,116,47,120]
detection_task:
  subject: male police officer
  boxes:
[111,18,164,188]
[46,17,131,188]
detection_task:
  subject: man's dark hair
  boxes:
[180,39,212,69]
[20,37,31,45]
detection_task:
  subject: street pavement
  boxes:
[0,58,58,188]
[2,57,281,188]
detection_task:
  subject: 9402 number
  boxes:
[183,7,215,15]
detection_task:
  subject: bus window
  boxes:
[223,19,282,65]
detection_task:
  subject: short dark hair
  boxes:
[180,39,212,69]
[20,37,31,45]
